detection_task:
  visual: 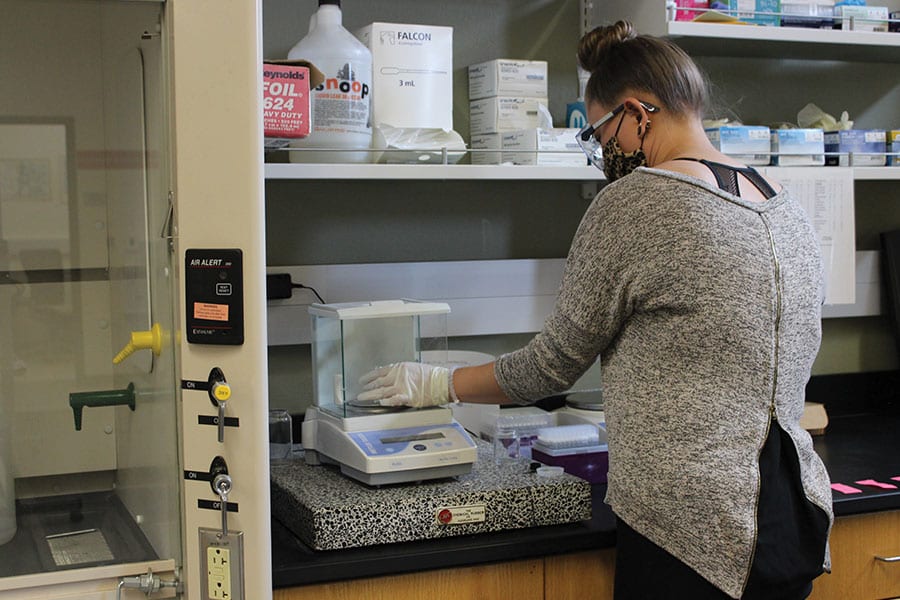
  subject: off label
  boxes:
[435,504,486,526]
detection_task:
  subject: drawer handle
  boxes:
[874,555,900,563]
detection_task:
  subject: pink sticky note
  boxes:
[892,476,900,482]
[855,479,899,490]
[831,483,863,494]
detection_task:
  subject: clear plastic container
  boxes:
[488,410,554,459]
[308,300,450,417]
[493,425,520,464]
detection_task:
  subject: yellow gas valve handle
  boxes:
[113,323,163,364]
[211,381,232,402]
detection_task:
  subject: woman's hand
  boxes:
[357,362,452,408]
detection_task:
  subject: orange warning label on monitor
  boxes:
[194,302,229,322]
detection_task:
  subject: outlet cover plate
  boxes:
[200,528,244,600]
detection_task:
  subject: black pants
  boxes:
[614,425,828,600]
[613,518,813,600]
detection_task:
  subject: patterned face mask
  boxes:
[601,113,648,182]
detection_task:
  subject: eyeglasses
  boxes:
[576,100,660,169]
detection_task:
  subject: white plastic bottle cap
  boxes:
[536,466,564,478]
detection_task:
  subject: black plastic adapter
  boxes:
[266,273,294,300]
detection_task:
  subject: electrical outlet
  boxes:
[200,528,244,600]
[207,547,231,598]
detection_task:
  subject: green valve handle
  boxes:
[69,382,136,431]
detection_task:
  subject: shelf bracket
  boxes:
[580,0,594,37]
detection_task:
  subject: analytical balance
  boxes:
[301,300,477,485]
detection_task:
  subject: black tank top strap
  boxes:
[671,157,778,199]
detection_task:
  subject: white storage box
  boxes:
[470,133,503,165]
[781,0,835,27]
[825,130,887,166]
[468,59,548,100]
[501,128,585,166]
[771,129,825,166]
[357,22,453,130]
[836,5,889,31]
[469,97,548,135]
[706,125,771,165]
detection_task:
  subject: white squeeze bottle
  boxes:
[288,0,373,163]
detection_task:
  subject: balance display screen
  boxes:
[380,432,445,444]
[349,423,471,457]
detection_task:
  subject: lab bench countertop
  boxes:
[272,407,900,589]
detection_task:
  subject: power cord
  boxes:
[266,273,325,303]
[292,282,325,303]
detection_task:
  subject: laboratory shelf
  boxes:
[667,22,900,61]
[265,163,900,182]
[601,2,900,62]
[852,167,900,180]
[264,163,605,181]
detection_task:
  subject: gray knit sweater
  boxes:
[495,166,834,598]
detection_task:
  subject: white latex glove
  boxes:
[357,362,452,408]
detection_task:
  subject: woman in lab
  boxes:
[358,20,832,600]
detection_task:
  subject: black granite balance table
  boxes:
[273,372,900,588]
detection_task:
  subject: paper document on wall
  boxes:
[767,167,855,305]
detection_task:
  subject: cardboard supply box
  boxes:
[357,22,454,130]
[888,130,900,166]
[835,5,889,31]
[469,97,548,135]
[727,0,781,26]
[262,60,325,150]
[675,0,710,21]
[470,133,503,165]
[771,129,825,166]
[468,59,549,101]
[825,129,887,167]
[780,0,835,28]
[706,125,772,165]
[501,128,585,166]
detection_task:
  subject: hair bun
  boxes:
[577,21,637,73]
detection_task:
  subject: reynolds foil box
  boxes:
[357,22,454,130]
[469,96,548,135]
[825,130,887,166]
[468,59,548,100]
[501,128,585,166]
[262,60,324,149]
[706,125,772,165]
[771,129,825,166]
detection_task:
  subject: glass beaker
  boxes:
[268,409,293,463]
[493,425,520,465]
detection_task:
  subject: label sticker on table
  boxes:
[831,483,862,495]
[854,479,898,490]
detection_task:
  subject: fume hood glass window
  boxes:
[0,0,181,580]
